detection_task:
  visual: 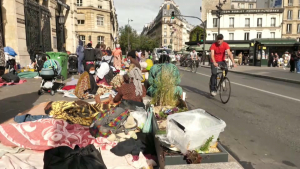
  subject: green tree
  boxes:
[189,26,206,42]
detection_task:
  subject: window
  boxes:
[77,20,85,25]
[249,4,253,9]
[245,18,250,27]
[164,25,167,30]
[298,10,300,19]
[271,32,275,38]
[229,17,234,28]
[229,33,234,40]
[77,0,82,6]
[244,32,249,40]
[164,31,167,37]
[287,24,292,33]
[97,36,104,44]
[79,35,85,45]
[213,18,218,28]
[298,24,300,33]
[288,10,293,20]
[257,32,262,39]
[164,39,167,44]
[170,39,173,44]
[213,33,217,40]
[271,18,276,27]
[257,18,262,27]
[288,0,293,6]
[98,5,102,9]
[240,3,244,8]
[97,15,104,26]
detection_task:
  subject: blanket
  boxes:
[0,79,27,87]
[0,119,117,151]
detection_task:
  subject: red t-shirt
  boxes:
[210,42,230,62]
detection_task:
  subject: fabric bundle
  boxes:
[128,67,143,96]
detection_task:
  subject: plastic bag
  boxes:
[166,109,226,154]
[142,106,153,133]
[131,107,148,129]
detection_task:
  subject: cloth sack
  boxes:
[43,144,107,169]
[1,72,20,83]
[89,107,130,138]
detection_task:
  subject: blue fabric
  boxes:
[77,41,84,74]
[14,114,51,123]
[297,61,300,73]
[43,59,58,69]
[4,46,17,57]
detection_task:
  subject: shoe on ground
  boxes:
[211,91,217,96]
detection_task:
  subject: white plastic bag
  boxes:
[166,109,226,154]
[131,107,148,129]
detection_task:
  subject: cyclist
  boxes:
[210,34,236,96]
[190,49,199,69]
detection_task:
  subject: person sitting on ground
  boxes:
[147,54,182,97]
[127,50,141,71]
[95,61,115,86]
[74,64,98,99]
[106,67,146,108]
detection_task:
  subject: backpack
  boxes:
[104,67,114,84]
[2,72,20,83]
[89,107,130,138]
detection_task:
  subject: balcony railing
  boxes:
[271,24,275,27]
[287,17,292,20]
[257,24,262,27]
[213,24,218,28]
[229,24,234,28]
[245,24,250,27]
[288,3,293,6]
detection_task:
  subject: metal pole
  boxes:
[203,22,207,65]
[218,0,221,35]
[127,19,130,51]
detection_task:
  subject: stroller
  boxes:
[38,55,62,96]
[34,52,48,71]
[68,54,78,74]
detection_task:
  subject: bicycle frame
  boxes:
[215,69,227,91]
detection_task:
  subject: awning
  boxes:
[255,39,297,45]
[188,45,210,51]
[77,14,85,20]
[229,44,249,50]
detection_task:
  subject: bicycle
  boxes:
[209,65,231,104]
[190,60,197,73]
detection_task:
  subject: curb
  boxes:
[200,66,300,85]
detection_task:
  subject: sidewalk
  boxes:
[201,64,300,84]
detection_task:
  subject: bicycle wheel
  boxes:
[219,77,231,104]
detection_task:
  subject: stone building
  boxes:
[201,0,231,22]
[282,0,300,40]
[1,0,78,66]
[231,0,257,9]
[141,0,193,52]
[76,0,118,49]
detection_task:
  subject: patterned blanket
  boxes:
[0,119,117,151]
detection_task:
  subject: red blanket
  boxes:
[61,85,76,90]
[0,119,117,151]
[0,79,27,87]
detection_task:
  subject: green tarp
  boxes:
[18,72,39,78]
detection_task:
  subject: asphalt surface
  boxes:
[180,66,300,169]
[0,68,300,169]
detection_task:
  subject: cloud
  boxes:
[114,0,202,33]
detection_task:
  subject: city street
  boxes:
[180,67,300,169]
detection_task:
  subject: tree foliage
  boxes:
[189,26,206,42]
[119,25,160,52]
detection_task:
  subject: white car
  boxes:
[152,48,176,64]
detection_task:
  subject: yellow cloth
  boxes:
[145,59,153,71]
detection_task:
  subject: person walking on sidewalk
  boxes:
[76,40,85,75]
[268,53,274,67]
[210,34,236,96]
[296,50,300,73]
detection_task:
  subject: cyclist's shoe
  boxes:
[211,91,217,96]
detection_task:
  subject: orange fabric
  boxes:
[113,49,122,69]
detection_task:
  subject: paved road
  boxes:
[180,67,300,169]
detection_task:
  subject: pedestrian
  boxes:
[268,53,274,67]
[83,43,96,71]
[102,50,114,67]
[76,40,84,75]
[94,44,102,61]
[274,53,279,67]
[238,52,242,65]
[296,50,300,73]
[290,52,296,72]
[113,44,122,69]
[101,44,107,56]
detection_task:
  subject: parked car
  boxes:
[152,48,176,64]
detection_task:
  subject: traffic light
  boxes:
[171,11,175,19]
[200,34,204,42]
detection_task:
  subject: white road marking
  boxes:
[179,68,300,103]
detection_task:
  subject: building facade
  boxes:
[231,0,257,9]
[282,0,300,40]
[1,0,77,66]
[76,0,118,49]
[201,0,231,22]
[206,8,284,41]
[141,0,193,51]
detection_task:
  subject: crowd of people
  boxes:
[268,51,300,73]
[74,41,182,106]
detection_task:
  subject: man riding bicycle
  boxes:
[190,49,199,67]
[210,34,236,96]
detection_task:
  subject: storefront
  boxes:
[249,39,300,66]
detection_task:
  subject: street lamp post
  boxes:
[216,0,227,35]
[58,11,65,52]
[127,19,133,51]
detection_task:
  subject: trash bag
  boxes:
[166,109,226,154]
[131,107,148,129]
[142,106,153,134]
